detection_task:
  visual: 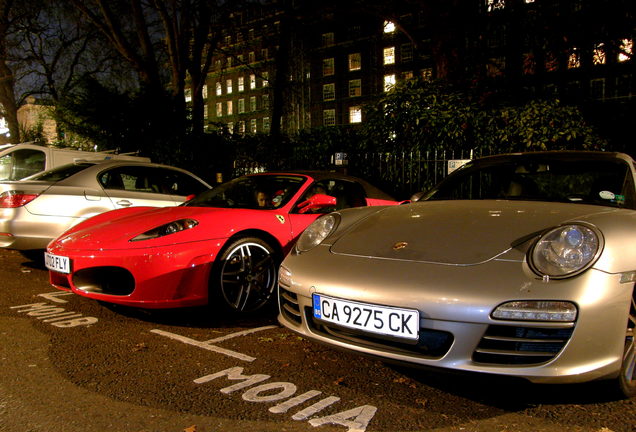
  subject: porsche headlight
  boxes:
[130,219,198,242]
[296,214,338,253]
[529,224,602,278]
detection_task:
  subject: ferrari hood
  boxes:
[56,206,227,249]
[330,200,614,265]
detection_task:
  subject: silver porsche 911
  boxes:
[278,151,636,398]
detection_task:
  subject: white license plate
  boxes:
[44,252,71,274]
[312,294,419,340]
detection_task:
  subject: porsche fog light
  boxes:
[130,219,198,241]
[492,301,577,322]
[296,214,338,253]
[278,265,292,287]
[529,224,601,278]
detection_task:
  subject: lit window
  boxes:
[421,68,432,81]
[250,96,257,111]
[239,121,245,134]
[323,58,335,76]
[323,83,335,101]
[349,106,362,124]
[545,52,558,72]
[349,79,361,97]
[227,100,233,115]
[568,49,581,69]
[262,72,269,87]
[203,104,208,120]
[184,88,192,102]
[250,119,257,133]
[216,82,222,96]
[593,43,606,65]
[216,102,222,117]
[250,74,256,89]
[323,109,336,126]
[238,77,244,92]
[237,54,244,64]
[384,47,395,65]
[227,57,233,67]
[262,94,269,109]
[619,38,633,62]
[202,85,208,99]
[224,35,231,45]
[238,98,245,113]
[383,74,396,92]
[348,53,361,71]
[486,0,505,12]
[383,21,396,33]
[322,32,335,47]
[227,122,234,134]
[226,79,233,94]
[263,117,270,132]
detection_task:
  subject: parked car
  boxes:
[0,142,150,181]
[0,160,211,259]
[278,151,636,398]
[45,171,398,313]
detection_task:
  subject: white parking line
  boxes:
[150,325,277,362]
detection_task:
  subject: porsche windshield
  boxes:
[185,175,306,209]
[425,156,635,209]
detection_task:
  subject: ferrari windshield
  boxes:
[185,174,306,209]
[424,155,635,209]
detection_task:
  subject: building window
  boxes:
[184,88,192,102]
[263,117,270,132]
[250,118,257,133]
[237,54,244,64]
[216,102,222,117]
[421,68,433,81]
[249,51,256,63]
[402,71,413,80]
[249,28,255,40]
[401,44,413,63]
[383,47,395,65]
[224,35,231,45]
[203,104,208,120]
[262,94,269,109]
[487,57,505,77]
[545,52,559,72]
[323,109,336,126]
[227,100,233,115]
[323,58,335,76]
[349,79,361,97]
[383,74,396,92]
[593,43,606,65]
[226,79,233,94]
[523,53,536,75]
[202,85,208,99]
[227,57,233,68]
[590,78,605,99]
[250,74,256,89]
[615,74,632,97]
[238,77,245,92]
[216,82,222,96]
[262,72,269,87]
[619,38,633,62]
[383,21,396,33]
[250,96,257,111]
[348,53,361,71]
[323,83,335,101]
[486,0,505,12]
[261,48,269,60]
[349,106,362,124]
[322,32,335,47]
[238,121,245,134]
[227,122,234,134]
[568,49,581,69]
[238,98,245,113]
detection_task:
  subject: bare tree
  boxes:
[0,0,21,141]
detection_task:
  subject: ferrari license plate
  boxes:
[44,252,71,274]
[312,294,419,340]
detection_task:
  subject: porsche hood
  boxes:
[330,200,614,265]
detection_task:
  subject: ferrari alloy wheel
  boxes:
[215,237,278,313]
[617,290,636,398]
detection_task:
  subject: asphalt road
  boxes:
[1,248,634,432]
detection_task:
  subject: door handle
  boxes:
[116,200,133,207]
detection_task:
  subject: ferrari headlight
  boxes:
[130,219,198,242]
[529,224,602,278]
[296,214,338,253]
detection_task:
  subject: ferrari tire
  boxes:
[212,237,278,314]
